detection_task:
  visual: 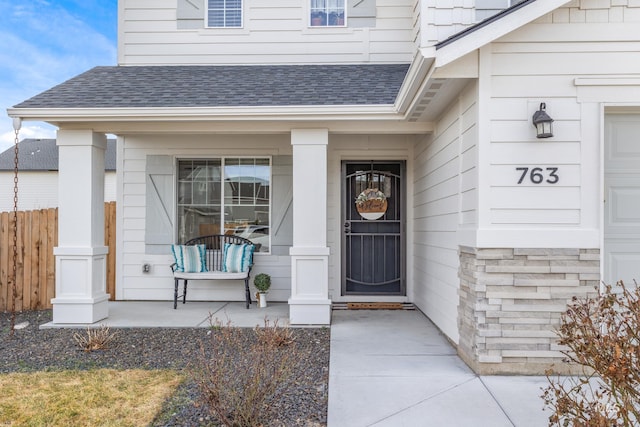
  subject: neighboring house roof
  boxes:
[0,138,116,171]
[13,64,410,109]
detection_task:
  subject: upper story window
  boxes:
[310,0,346,27]
[207,0,242,28]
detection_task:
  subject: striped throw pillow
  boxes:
[222,243,254,273]
[171,244,207,273]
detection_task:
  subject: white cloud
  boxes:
[0,120,56,154]
[0,0,117,152]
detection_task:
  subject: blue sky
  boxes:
[0,0,117,152]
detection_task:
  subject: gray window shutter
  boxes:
[271,155,293,255]
[145,155,175,254]
[177,0,204,29]
[348,0,376,28]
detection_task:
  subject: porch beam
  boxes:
[52,119,434,135]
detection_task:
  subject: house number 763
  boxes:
[515,167,559,184]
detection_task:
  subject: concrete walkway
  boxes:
[327,309,552,427]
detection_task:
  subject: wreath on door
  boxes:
[355,188,387,220]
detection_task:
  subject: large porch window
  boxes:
[177,158,270,252]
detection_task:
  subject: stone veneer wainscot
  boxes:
[458,246,600,375]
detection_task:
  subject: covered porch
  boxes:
[7,63,439,328]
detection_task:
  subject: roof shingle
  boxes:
[14,64,410,109]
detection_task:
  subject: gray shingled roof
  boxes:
[13,64,410,109]
[0,139,116,171]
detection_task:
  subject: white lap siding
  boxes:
[412,81,478,344]
[119,0,416,65]
[0,172,115,212]
[480,1,640,247]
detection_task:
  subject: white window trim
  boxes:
[176,156,272,255]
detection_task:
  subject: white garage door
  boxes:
[604,114,640,286]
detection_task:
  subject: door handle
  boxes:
[344,221,351,233]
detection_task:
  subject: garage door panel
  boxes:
[606,183,640,231]
[605,242,640,285]
[604,114,640,286]
[606,116,640,168]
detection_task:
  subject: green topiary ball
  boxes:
[254,273,271,292]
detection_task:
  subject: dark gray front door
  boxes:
[342,161,405,296]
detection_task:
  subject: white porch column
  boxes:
[289,129,331,325]
[51,130,109,323]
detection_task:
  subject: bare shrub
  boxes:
[73,325,118,352]
[254,318,295,348]
[192,318,299,427]
[542,281,640,426]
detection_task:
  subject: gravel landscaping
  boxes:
[1,310,330,426]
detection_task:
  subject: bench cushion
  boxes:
[173,271,248,280]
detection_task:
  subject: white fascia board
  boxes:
[394,52,436,115]
[7,104,400,122]
[435,0,570,68]
[8,105,435,134]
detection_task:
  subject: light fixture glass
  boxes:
[532,102,554,138]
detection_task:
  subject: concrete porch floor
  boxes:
[41,301,290,328]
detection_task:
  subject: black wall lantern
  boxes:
[532,102,554,138]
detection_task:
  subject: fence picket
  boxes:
[46,208,56,306]
[105,201,116,299]
[30,211,41,309]
[15,211,24,312]
[38,209,48,309]
[0,212,8,310]
[22,210,32,310]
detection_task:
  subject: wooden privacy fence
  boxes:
[0,202,116,311]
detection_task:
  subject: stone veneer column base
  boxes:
[458,246,599,375]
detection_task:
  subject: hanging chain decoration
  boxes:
[9,118,20,336]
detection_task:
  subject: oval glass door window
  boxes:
[355,188,387,220]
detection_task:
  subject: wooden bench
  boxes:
[171,234,255,309]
